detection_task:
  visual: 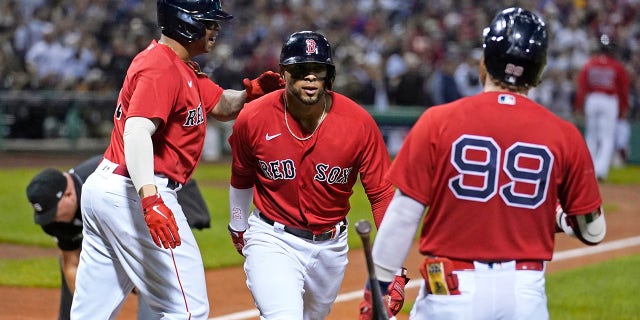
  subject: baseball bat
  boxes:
[355,219,389,320]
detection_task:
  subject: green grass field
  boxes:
[1,163,639,318]
[0,162,379,286]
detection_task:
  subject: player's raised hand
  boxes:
[141,194,181,249]
[243,71,285,102]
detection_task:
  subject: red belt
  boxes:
[450,259,544,271]
[112,164,130,177]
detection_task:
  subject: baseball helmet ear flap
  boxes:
[157,0,232,44]
[482,7,548,88]
[280,31,336,90]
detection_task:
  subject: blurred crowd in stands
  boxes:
[1,0,639,139]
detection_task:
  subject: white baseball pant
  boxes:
[584,92,619,179]
[242,213,349,320]
[409,261,548,319]
[71,159,209,320]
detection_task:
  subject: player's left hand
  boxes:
[358,268,409,320]
[141,194,181,249]
[555,202,576,237]
[228,225,246,256]
[243,71,285,102]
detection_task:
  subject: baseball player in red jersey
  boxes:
[575,34,630,181]
[226,31,406,319]
[364,8,606,320]
[70,1,284,319]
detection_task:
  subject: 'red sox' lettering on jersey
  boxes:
[183,104,205,127]
[231,30,397,320]
[258,159,296,180]
[314,163,352,184]
[230,89,393,232]
[258,159,352,184]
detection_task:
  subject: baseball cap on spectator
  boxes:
[26,168,67,225]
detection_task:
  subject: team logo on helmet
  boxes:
[504,63,524,84]
[305,39,318,55]
[279,31,336,89]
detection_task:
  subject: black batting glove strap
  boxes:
[365,280,391,296]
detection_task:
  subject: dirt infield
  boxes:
[1,152,639,319]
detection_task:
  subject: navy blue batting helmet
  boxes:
[280,31,335,89]
[157,0,232,44]
[483,7,548,88]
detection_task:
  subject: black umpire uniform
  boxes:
[26,155,211,320]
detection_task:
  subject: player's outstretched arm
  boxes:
[210,71,285,122]
[210,89,245,122]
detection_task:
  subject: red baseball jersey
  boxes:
[575,54,630,115]
[103,40,223,184]
[229,90,394,232]
[388,92,601,261]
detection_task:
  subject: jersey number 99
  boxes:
[448,134,553,209]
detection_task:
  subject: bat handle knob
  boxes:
[355,219,372,236]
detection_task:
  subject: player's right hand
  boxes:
[227,225,246,256]
[243,71,285,102]
[358,268,409,320]
[141,194,181,249]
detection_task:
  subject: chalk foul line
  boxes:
[210,235,640,320]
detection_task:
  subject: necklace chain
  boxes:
[284,97,327,141]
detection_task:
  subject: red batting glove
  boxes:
[141,194,180,249]
[358,268,410,320]
[386,268,409,315]
[358,287,380,320]
[243,71,285,102]
[228,225,246,256]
